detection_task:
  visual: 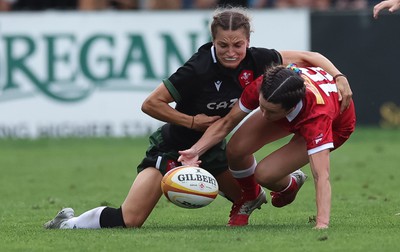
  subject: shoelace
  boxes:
[229,201,242,217]
[229,199,254,216]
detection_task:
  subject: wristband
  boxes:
[190,116,194,129]
[333,73,347,81]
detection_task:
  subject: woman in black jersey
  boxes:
[44,7,352,229]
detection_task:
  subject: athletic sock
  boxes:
[229,158,259,200]
[99,207,126,228]
[278,176,298,194]
[62,206,106,229]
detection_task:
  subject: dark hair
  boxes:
[260,66,306,111]
[210,7,252,40]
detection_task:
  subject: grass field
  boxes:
[0,127,399,252]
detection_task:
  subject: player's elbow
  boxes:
[303,51,323,63]
[141,97,153,115]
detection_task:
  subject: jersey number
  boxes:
[302,67,338,105]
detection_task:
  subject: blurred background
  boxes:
[0,0,399,139]
[0,0,383,11]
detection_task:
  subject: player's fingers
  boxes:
[181,160,200,167]
[340,96,352,113]
[337,89,343,102]
[340,100,347,113]
[178,150,188,155]
[373,9,379,19]
[389,5,400,12]
[210,115,221,123]
[373,2,388,18]
[373,6,380,18]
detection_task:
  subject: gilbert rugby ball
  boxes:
[161,166,219,209]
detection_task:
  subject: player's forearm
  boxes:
[281,51,342,77]
[315,177,331,228]
[192,119,234,157]
[309,150,331,229]
[142,100,192,129]
[303,52,342,77]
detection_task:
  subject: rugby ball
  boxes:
[161,166,219,209]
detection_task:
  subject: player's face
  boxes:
[258,94,290,121]
[213,27,249,69]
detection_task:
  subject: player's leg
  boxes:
[214,169,242,203]
[227,109,290,173]
[255,134,309,208]
[227,109,290,197]
[121,167,163,227]
[44,128,166,229]
[44,167,162,229]
[200,143,242,203]
[226,110,290,226]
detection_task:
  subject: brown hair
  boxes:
[210,7,252,40]
[261,66,306,111]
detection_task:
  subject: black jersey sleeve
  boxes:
[163,43,213,104]
[163,56,197,104]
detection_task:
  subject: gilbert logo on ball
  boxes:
[161,166,219,209]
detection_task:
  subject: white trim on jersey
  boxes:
[238,99,253,114]
[155,156,162,169]
[211,45,217,63]
[308,143,334,155]
[286,100,303,122]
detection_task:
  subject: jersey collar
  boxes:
[286,100,303,122]
[211,45,217,64]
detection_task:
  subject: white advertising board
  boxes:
[0,9,309,138]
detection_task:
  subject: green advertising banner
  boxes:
[0,10,309,138]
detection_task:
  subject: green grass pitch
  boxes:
[0,127,399,251]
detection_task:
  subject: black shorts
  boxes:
[137,128,228,177]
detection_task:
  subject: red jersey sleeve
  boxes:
[238,75,263,113]
[297,114,334,155]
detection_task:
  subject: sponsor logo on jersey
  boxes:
[214,80,222,91]
[206,98,237,110]
[239,70,254,87]
[314,133,323,144]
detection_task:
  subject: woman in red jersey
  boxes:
[179,64,356,229]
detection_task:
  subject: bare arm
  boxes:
[178,102,248,165]
[142,83,220,131]
[373,0,400,19]
[309,149,331,229]
[280,50,352,113]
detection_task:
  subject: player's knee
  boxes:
[122,211,146,228]
[254,168,276,187]
[121,204,149,228]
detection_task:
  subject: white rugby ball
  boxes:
[161,166,219,209]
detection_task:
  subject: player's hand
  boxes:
[373,0,400,19]
[313,224,329,230]
[178,149,202,167]
[335,77,353,113]
[314,216,329,230]
[192,114,221,132]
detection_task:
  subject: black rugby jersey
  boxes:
[162,42,282,150]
